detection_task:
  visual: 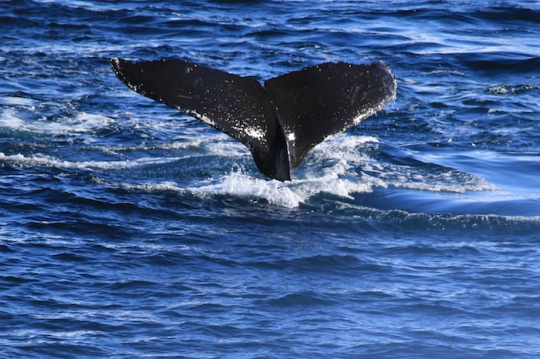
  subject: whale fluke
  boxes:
[110,58,396,181]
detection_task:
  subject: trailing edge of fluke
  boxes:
[110,58,397,181]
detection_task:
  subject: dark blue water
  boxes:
[1,1,539,358]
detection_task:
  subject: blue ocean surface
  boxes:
[1,0,539,358]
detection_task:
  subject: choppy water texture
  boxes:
[1,1,540,358]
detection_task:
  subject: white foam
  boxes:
[69,113,115,133]
[111,133,493,208]
[311,135,379,162]
[0,110,113,136]
[183,169,375,208]
[115,181,186,195]
[193,172,304,207]
[0,120,497,208]
[0,109,26,130]
[204,137,247,158]
[0,152,179,171]
[0,96,35,107]
[180,137,383,207]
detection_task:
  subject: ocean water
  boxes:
[1,0,539,358]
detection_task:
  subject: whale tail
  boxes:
[110,58,396,181]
